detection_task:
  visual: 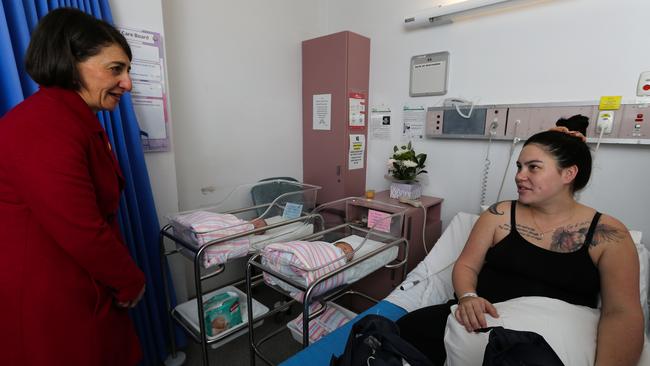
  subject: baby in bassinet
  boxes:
[250,217,268,234]
[261,240,356,302]
[171,211,271,267]
[333,241,354,262]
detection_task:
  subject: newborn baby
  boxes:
[333,241,354,262]
[211,316,228,335]
[250,217,268,234]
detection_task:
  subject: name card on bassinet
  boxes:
[367,209,391,233]
[282,203,303,219]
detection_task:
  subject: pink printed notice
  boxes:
[367,209,391,233]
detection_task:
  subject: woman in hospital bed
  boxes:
[397,126,644,365]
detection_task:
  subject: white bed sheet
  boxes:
[339,234,399,284]
[385,212,477,312]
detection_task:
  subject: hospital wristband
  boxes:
[458,292,478,301]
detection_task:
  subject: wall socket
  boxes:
[597,111,614,134]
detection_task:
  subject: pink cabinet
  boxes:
[302,31,370,203]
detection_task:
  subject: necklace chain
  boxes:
[530,205,576,239]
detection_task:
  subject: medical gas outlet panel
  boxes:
[425,102,650,144]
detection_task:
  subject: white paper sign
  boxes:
[349,97,366,127]
[348,134,365,170]
[370,108,391,140]
[403,106,426,140]
[282,203,303,219]
[118,26,169,152]
[313,94,331,130]
[133,99,166,139]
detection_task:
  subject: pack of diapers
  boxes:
[202,291,243,337]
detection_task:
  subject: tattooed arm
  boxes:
[451,201,506,331]
[594,216,643,366]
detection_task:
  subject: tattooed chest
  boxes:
[497,221,622,253]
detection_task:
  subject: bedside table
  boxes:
[343,191,443,311]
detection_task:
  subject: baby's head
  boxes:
[211,316,227,334]
[251,218,267,234]
[334,241,354,262]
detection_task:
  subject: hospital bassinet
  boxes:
[245,197,410,365]
[159,180,321,366]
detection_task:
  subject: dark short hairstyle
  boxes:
[25,8,132,90]
[524,130,592,192]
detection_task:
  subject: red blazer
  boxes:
[0,87,145,366]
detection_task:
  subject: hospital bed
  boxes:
[159,180,321,366]
[245,197,410,365]
[280,211,650,366]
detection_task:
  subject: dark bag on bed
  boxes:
[330,314,433,366]
[481,326,565,366]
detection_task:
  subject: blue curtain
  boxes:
[0,1,184,364]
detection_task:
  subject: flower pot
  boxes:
[389,182,422,200]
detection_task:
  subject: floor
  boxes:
[174,286,307,366]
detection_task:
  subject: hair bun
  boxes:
[555,114,589,136]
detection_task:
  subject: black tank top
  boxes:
[476,201,601,308]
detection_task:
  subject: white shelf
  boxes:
[174,285,269,349]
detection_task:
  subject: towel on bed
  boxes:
[262,241,348,302]
[170,211,253,268]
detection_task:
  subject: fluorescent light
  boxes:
[404,0,517,28]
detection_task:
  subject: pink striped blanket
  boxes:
[288,303,354,343]
[261,241,348,302]
[170,211,254,268]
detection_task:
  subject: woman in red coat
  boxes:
[0,8,146,365]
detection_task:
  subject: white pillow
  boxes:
[630,231,649,320]
[444,296,650,366]
[634,241,650,332]
[386,212,478,311]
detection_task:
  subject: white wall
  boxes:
[318,0,650,242]
[111,0,650,268]
[110,0,185,299]
[161,0,322,211]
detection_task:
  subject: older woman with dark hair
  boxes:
[397,126,643,366]
[0,8,145,366]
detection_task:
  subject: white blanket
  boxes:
[445,296,650,366]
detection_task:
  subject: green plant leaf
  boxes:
[417,153,427,166]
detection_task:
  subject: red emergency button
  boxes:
[637,114,644,118]
[644,84,650,91]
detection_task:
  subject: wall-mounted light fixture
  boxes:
[404,0,517,28]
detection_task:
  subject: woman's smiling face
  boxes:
[76,44,132,112]
[515,144,573,204]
